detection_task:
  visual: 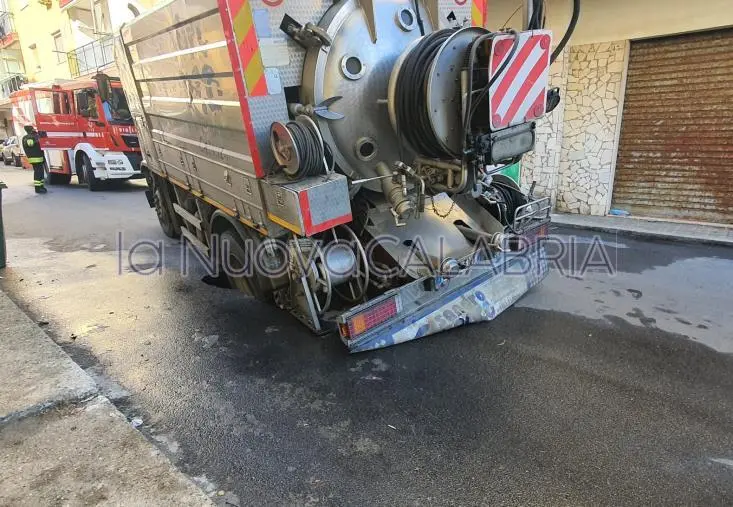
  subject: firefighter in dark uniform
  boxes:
[22,125,46,194]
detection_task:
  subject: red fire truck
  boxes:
[10,74,143,190]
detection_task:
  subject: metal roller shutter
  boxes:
[612,29,733,224]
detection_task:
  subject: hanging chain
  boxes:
[429,194,456,218]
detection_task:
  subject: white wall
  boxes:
[108,1,146,30]
[489,0,733,44]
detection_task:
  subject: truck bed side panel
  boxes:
[118,0,272,228]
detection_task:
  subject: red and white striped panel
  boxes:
[488,30,552,130]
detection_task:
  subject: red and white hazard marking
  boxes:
[488,30,552,130]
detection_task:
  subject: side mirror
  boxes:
[95,73,112,102]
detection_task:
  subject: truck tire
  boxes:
[219,228,267,300]
[3,156,9,166]
[82,154,101,191]
[153,181,180,239]
[13,154,20,167]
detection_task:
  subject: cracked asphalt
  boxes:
[1,166,732,505]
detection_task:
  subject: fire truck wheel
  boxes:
[3,156,9,165]
[219,228,266,300]
[153,183,181,239]
[82,154,101,191]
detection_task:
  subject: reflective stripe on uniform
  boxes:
[33,180,44,186]
[28,157,44,163]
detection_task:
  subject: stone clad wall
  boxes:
[520,48,569,206]
[555,41,629,215]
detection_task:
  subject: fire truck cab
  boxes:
[10,74,142,190]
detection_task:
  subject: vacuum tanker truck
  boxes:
[115,0,579,352]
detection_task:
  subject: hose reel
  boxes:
[389,26,490,160]
[270,115,329,179]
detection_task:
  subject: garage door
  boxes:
[612,29,733,224]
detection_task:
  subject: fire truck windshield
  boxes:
[103,88,133,125]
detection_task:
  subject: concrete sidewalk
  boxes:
[552,213,733,247]
[0,290,212,506]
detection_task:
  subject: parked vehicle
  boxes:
[2,137,21,167]
[10,76,142,189]
[117,0,577,352]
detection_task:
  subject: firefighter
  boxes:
[22,125,46,194]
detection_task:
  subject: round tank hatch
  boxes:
[301,0,433,191]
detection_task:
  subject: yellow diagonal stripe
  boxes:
[472,3,482,27]
[232,4,253,46]
[244,48,264,90]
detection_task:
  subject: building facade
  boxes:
[490,0,733,225]
[0,0,159,138]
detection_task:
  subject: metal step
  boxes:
[172,203,201,230]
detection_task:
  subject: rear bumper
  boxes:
[340,245,548,353]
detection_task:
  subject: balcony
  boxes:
[0,73,26,101]
[67,34,116,78]
[0,12,18,50]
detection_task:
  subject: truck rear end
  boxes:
[117,0,570,352]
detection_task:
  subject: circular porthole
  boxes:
[341,55,366,80]
[396,7,417,31]
[355,137,378,161]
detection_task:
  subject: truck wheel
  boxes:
[3,156,9,166]
[83,154,101,191]
[219,229,266,300]
[13,154,20,167]
[153,182,180,239]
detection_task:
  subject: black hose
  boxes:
[462,32,496,149]
[551,0,580,63]
[467,30,520,129]
[285,120,324,178]
[489,179,526,224]
[394,29,455,159]
[528,0,546,30]
[413,0,425,36]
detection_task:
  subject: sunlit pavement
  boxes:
[1,165,732,505]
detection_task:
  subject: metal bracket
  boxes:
[288,96,344,120]
[280,14,333,49]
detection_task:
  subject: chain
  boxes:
[429,194,456,218]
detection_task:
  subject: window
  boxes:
[34,91,54,114]
[103,87,132,124]
[51,91,72,115]
[93,0,111,34]
[52,32,65,64]
[76,89,98,119]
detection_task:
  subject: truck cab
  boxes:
[10,74,142,190]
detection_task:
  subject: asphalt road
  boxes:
[1,166,732,505]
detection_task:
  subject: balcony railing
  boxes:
[0,73,26,100]
[0,12,17,48]
[67,34,116,78]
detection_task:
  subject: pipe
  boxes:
[376,161,414,220]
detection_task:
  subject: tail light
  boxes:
[339,295,402,341]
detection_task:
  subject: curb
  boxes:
[0,289,213,505]
[551,215,733,248]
